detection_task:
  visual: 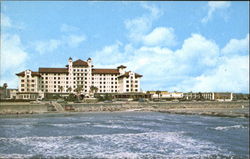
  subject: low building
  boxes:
[147,91,184,100]
[183,92,233,101]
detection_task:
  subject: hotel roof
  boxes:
[118,72,142,78]
[73,59,88,67]
[92,69,120,74]
[38,68,68,73]
[16,71,40,76]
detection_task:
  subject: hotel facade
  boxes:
[14,58,142,99]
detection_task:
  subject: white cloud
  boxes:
[92,33,249,93]
[173,55,249,93]
[202,1,231,23]
[34,39,62,54]
[124,3,162,43]
[33,34,86,54]
[1,13,12,27]
[0,34,28,88]
[221,34,249,55]
[93,41,125,67]
[65,34,86,47]
[143,27,176,47]
[60,24,79,32]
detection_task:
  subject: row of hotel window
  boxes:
[20,89,138,93]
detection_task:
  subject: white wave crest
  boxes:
[213,125,248,131]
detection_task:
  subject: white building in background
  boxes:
[15,57,142,99]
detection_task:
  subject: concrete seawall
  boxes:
[65,101,249,117]
[0,102,48,114]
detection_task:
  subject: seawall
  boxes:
[0,102,48,114]
[65,101,249,117]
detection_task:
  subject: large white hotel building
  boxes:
[14,58,142,99]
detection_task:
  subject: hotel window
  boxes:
[46,81,48,84]
[135,85,138,87]
[21,89,24,91]
[21,84,24,87]
[100,82,102,84]
[31,89,34,92]
[66,77,68,80]
[54,81,56,84]
[85,82,87,84]
[135,89,138,92]
[54,90,56,92]
[111,82,113,84]
[74,73,76,76]
[126,81,129,83]
[31,84,35,87]
[126,89,129,92]
[45,77,48,79]
[85,74,87,76]
[54,86,56,88]
[21,79,25,82]
[126,85,129,87]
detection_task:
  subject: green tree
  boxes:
[59,86,63,93]
[67,87,72,93]
[3,83,8,98]
[75,85,83,101]
[156,90,161,100]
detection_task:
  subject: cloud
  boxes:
[92,33,249,93]
[202,1,231,23]
[124,3,162,43]
[60,24,79,32]
[34,39,62,54]
[143,27,176,47]
[33,34,86,54]
[93,41,125,67]
[65,34,86,47]
[221,34,249,55]
[1,13,12,27]
[0,34,28,88]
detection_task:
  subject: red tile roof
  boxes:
[92,69,120,74]
[39,68,68,73]
[118,72,142,78]
[16,71,40,77]
[73,59,88,67]
[117,65,127,69]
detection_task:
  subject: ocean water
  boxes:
[0,112,249,159]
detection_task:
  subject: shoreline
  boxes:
[0,101,249,118]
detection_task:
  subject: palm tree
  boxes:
[90,86,98,97]
[67,87,72,93]
[3,83,8,98]
[75,85,83,101]
[59,86,63,93]
[90,86,98,93]
[156,90,161,100]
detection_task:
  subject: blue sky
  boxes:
[1,1,249,93]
